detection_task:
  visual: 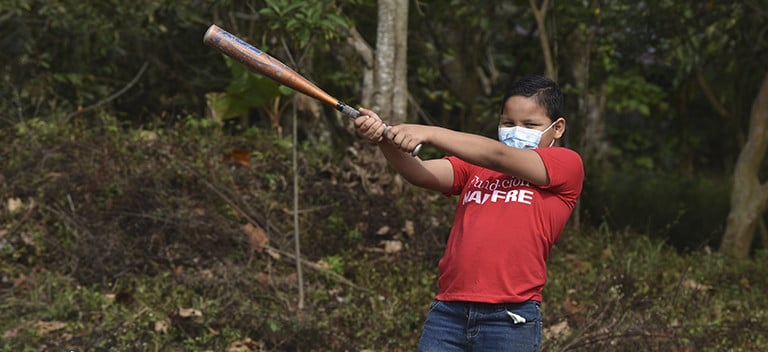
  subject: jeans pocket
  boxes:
[427,299,442,314]
[505,301,542,325]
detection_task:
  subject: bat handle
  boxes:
[337,102,360,118]
[337,102,423,157]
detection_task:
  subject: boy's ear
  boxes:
[554,117,566,138]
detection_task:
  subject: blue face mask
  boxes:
[498,122,556,149]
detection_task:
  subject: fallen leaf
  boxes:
[178,308,203,318]
[154,319,170,333]
[403,220,415,237]
[139,130,158,142]
[223,149,251,167]
[671,346,694,352]
[256,272,269,284]
[265,248,281,260]
[227,337,261,352]
[543,320,570,339]
[21,231,35,246]
[601,246,613,259]
[104,293,116,305]
[682,278,712,292]
[740,277,751,289]
[376,226,390,236]
[563,296,582,314]
[13,274,31,289]
[3,328,19,338]
[7,197,22,213]
[43,172,63,181]
[34,320,67,335]
[199,269,214,280]
[242,223,269,252]
[316,260,330,270]
[382,240,403,253]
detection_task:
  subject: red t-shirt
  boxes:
[435,147,584,303]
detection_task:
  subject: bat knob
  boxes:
[411,144,423,156]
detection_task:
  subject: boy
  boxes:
[355,75,584,351]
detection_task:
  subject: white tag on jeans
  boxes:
[507,311,527,324]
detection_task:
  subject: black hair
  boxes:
[501,75,563,120]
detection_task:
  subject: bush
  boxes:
[544,227,768,351]
[580,170,731,251]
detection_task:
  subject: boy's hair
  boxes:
[501,75,563,120]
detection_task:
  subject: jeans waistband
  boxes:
[440,300,540,313]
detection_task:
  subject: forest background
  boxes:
[1,0,767,351]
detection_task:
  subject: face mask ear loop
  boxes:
[542,120,557,133]
[543,120,557,147]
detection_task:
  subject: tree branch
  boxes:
[694,64,746,146]
[346,25,374,107]
[528,0,556,79]
[64,61,149,121]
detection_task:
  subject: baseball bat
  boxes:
[203,24,422,156]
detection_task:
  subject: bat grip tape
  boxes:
[336,102,360,119]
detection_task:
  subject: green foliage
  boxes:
[407,1,513,129]
[2,117,767,351]
[259,0,351,49]
[321,255,344,274]
[0,0,221,124]
[1,0,768,349]
[604,75,667,117]
[544,226,768,351]
[210,56,291,121]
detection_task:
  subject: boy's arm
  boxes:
[386,123,550,186]
[356,109,454,193]
[378,141,454,193]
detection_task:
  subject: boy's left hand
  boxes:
[355,108,387,143]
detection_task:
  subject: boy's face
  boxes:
[499,96,564,148]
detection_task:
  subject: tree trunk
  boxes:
[567,28,609,167]
[373,0,409,124]
[343,0,410,195]
[720,71,768,258]
[565,26,606,230]
[392,0,409,123]
[529,0,556,80]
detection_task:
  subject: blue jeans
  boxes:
[418,300,542,352]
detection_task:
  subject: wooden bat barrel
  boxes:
[203,25,339,109]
